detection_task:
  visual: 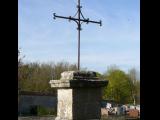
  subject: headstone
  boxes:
[49,71,108,120]
[101,108,108,117]
[106,103,112,109]
[128,109,139,118]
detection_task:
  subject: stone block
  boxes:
[49,71,108,120]
[101,108,109,116]
[128,109,139,118]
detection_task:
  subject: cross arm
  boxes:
[53,13,78,23]
[84,19,102,26]
[53,13,102,26]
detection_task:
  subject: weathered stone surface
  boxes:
[49,71,108,120]
[101,108,109,117]
[72,88,102,119]
[127,109,139,118]
[60,71,75,80]
[55,88,103,120]
[56,89,73,120]
[49,79,108,88]
[60,71,99,80]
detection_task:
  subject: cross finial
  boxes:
[53,0,102,71]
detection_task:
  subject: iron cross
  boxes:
[53,0,102,71]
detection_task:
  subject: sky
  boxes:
[18,0,140,74]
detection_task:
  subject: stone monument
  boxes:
[50,0,107,119]
[49,71,108,120]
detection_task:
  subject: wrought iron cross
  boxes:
[53,0,102,71]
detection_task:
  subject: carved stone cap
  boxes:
[49,79,108,88]
[60,71,99,80]
[49,71,108,88]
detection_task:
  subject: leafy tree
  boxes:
[128,68,140,104]
[18,61,77,93]
[103,66,133,104]
[18,48,25,91]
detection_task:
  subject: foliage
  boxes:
[37,106,56,116]
[18,61,77,93]
[28,105,56,116]
[18,50,140,104]
[18,48,25,91]
[102,65,140,104]
[128,68,140,104]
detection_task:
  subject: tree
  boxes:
[18,61,78,93]
[18,48,25,91]
[103,66,133,104]
[128,68,140,105]
[18,48,25,68]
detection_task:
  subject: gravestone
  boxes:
[49,71,108,120]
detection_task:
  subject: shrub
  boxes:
[37,106,56,116]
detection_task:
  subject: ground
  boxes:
[18,115,135,120]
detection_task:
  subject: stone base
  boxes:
[55,88,103,120]
[56,89,73,120]
[54,116,65,120]
[49,71,108,120]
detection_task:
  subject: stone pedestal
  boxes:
[49,71,108,120]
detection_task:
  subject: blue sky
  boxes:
[18,0,140,74]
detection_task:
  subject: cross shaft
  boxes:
[53,0,102,71]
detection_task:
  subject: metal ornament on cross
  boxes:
[53,0,102,71]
